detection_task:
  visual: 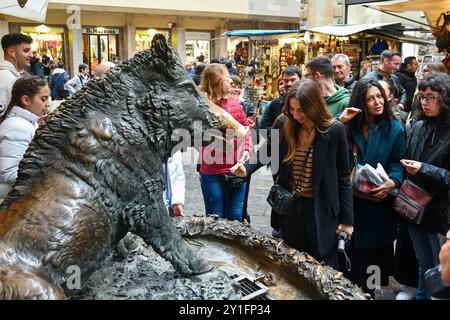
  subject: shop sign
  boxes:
[83,28,120,35]
[185,32,211,41]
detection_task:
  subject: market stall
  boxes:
[224,29,305,102]
[306,22,434,78]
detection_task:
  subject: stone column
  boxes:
[68,28,83,78]
[124,25,136,58]
[215,28,228,60]
[175,27,186,64]
[306,0,335,28]
[0,20,9,60]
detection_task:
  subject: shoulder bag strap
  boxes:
[352,142,358,167]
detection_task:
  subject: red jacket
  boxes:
[200,98,252,175]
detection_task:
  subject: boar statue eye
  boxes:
[178,80,196,95]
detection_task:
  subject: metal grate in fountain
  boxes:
[230,274,274,300]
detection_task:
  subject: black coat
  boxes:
[259,95,285,129]
[245,116,354,258]
[395,67,417,112]
[406,118,450,234]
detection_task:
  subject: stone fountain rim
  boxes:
[173,215,369,301]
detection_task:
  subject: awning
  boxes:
[367,29,435,45]
[306,22,434,45]
[0,0,49,23]
[307,22,398,36]
[375,0,450,28]
[223,29,305,38]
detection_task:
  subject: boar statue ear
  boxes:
[151,34,173,62]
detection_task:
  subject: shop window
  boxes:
[185,40,209,63]
[136,29,168,52]
[82,29,119,75]
[21,25,65,63]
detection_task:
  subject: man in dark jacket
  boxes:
[395,56,418,112]
[259,65,301,129]
[364,50,408,110]
[332,53,356,94]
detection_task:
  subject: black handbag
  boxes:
[267,147,312,215]
[267,184,296,216]
[223,172,248,189]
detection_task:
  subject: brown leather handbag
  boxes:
[393,179,433,224]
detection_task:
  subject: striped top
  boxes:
[289,146,314,198]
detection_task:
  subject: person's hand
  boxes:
[247,114,257,129]
[230,162,248,177]
[172,203,184,217]
[238,150,251,164]
[400,159,421,175]
[398,103,405,111]
[338,107,361,123]
[336,224,354,240]
[371,177,396,199]
[38,115,48,126]
[439,230,450,283]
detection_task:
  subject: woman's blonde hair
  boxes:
[199,63,230,105]
[281,79,335,164]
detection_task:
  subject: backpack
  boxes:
[52,73,66,91]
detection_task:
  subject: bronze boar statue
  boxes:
[0,34,247,299]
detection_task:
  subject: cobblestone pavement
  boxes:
[180,148,398,300]
[182,148,273,236]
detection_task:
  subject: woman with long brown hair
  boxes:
[232,79,353,268]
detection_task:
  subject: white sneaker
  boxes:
[395,286,416,300]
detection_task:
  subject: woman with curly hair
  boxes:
[401,73,450,299]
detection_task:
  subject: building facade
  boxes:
[0,0,301,76]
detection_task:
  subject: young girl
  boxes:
[0,76,50,203]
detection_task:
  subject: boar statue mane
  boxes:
[0,34,244,299]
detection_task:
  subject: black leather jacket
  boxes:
[406,118,450,233]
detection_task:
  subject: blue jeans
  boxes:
[408,226,441,300]
[200,173,247,221]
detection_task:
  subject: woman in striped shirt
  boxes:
[232,79,354,268]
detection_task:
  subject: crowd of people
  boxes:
[0,32,449,300]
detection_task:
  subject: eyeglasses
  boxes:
[418,95,440,103]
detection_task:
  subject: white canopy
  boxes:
[0,0,49,23]
[307,22,398,36]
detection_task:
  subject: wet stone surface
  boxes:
[72,235,241,300]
